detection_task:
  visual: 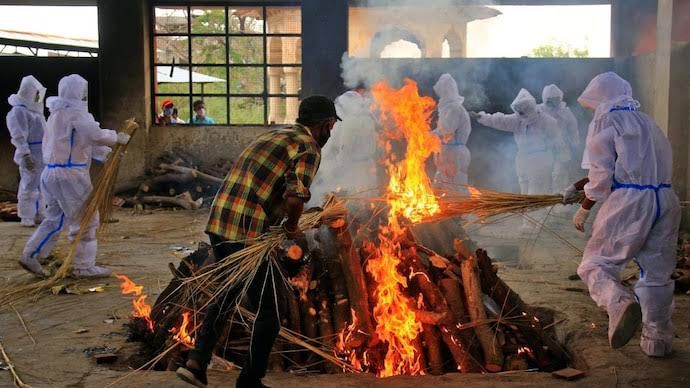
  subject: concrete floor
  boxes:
[0,208,689,387]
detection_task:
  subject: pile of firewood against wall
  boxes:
[114,147,231,211]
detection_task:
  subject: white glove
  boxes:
[21,154,35,172]
[116,132,131,145]
[561,185,579,205]
[573,207,591,232]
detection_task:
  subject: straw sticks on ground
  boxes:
[0,341,31,388]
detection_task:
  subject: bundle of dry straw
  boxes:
[428,187,584,223]
[0,119,138,306]
[179,194,347,311]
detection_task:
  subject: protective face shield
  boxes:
[58,74,89,107]
[545,97,562,108]
[164,107,173,117]
[9,75,47,113]
[542,84,564,108]
[511,88,538,119]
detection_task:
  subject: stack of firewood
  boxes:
[130,220,569,375]
[115,147,231,210]
[0,202,19,222]
[674,236,690,293]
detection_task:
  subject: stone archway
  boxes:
[369,27,425,58]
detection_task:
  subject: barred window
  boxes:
[152,3,301,126]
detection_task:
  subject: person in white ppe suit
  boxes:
[562,72,680,357]
[308,88,379,206]
[431,74,471,193]
[538,84,579,191]
[19,74,131,278]
[472,89,566,196]
[6,76,47,227]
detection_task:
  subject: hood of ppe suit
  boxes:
[578,72,637,118]
[542,84,564,108]
[8,76,46,113]
[47,74,89,112]
[434,74,464,106]
[510,88,538,121]
[579,72,639,169]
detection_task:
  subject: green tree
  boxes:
[530,44,589,58]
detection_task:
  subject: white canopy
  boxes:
[156,66,225,84]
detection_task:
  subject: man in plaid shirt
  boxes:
[177,96,341,388]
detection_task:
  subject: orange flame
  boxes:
[115,274,154,331]
[350,79,439,377]
[468,186,482,199]
[372,79,441,230]
[171,311,195,346]
[335,309,366,372]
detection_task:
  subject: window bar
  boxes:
[262,5,268,126]
[187,5,193,124]
[225,5,231,125]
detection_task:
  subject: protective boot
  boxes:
[18,258,48,278]
[71,265,112,278]
[20,218,36,227]
[609,300,642,349]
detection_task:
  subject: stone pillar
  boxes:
[97,0,150,182]
[445,25,466,58]
[284,67,300,124]
[267,67,284,124]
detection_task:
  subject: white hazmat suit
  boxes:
[308,90,379,206]
[6,76,47,226]
[538,84,579,191]
[431,74,471,193]
[20,74,126,278]
[478,89,566,195]
[576,72,680,356]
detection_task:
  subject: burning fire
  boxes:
[170,311,196,346]
[340,79,440,377]
[335,309,367,372]
[115,274,154,331]
[372,79,441,228]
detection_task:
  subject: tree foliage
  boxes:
[530,44,589,58]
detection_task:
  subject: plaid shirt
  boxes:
[206,124,321,242]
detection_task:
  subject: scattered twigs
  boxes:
[0,341,32,388]
[9,304,35,345]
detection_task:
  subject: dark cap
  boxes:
[298,95,342,122]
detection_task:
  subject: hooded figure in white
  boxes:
[308,89,379,206]
[538,84,580,191]
[19,74,131,278]
[6,76,47,227]
[477,89,566,195]
[431,74,471,193]
[566,72,680,357]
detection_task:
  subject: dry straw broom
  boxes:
[0,119,139,307]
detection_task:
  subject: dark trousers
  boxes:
[190,233,285,385]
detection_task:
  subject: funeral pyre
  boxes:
[117,79,569,376]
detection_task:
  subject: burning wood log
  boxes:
[438,278,483,373]
[317,225,352,334]
[335,224,374,347]
[421,324,444,375]
[457,242,504,372]
[474,248,569,370]
[406,249,478,373]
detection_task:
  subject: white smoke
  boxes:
[308,91,382,207]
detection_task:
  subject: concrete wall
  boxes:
[147,125,269,168]
[0,56,99,194]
